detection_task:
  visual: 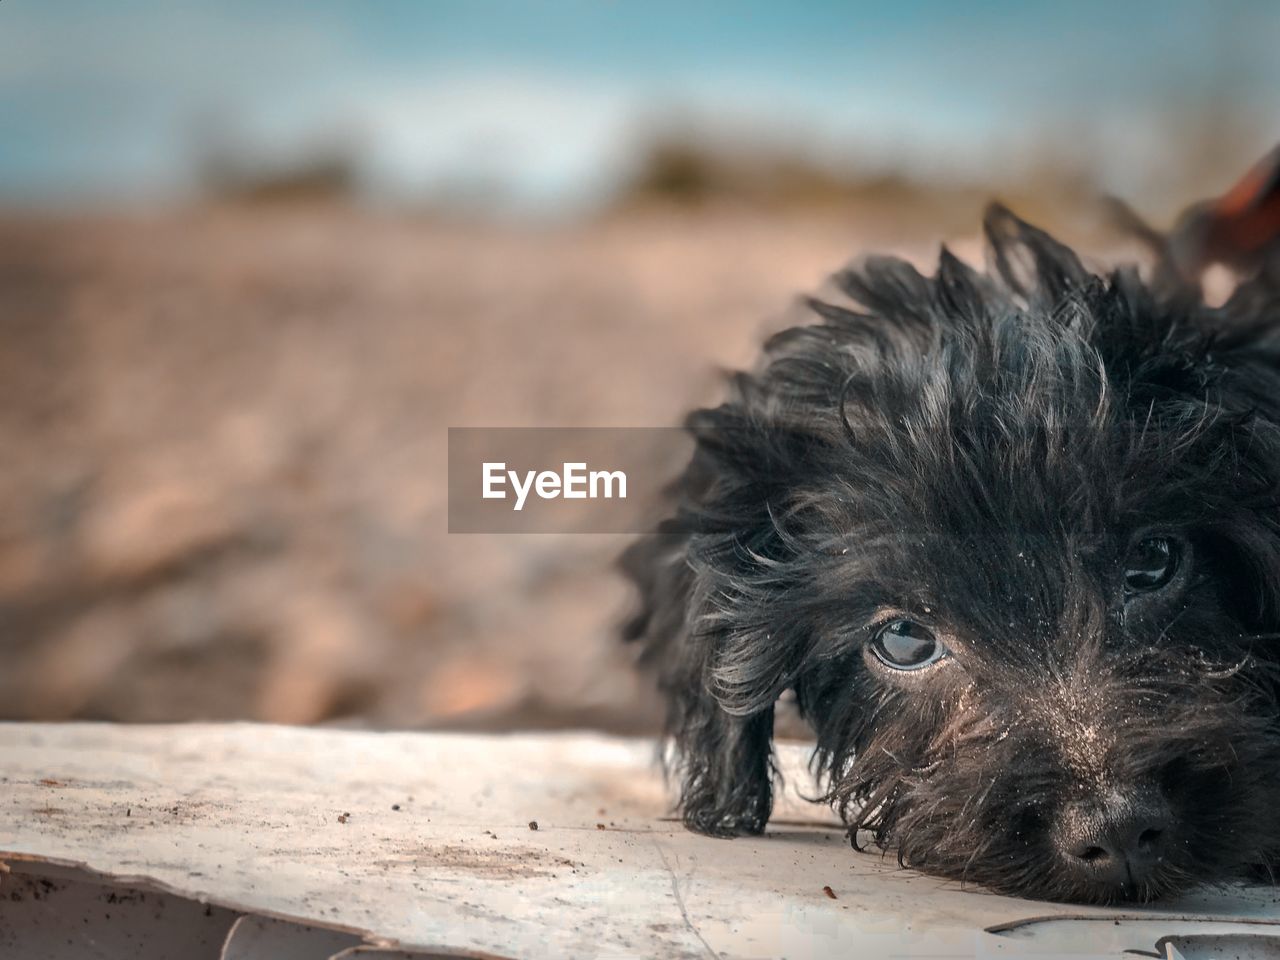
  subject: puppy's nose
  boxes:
[1055,790,1173,887]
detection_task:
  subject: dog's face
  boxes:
[797,405,1280,905]
[623,208,1280,903]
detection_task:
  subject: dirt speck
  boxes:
[38,778,64,787]
[337,812,350,824]
[596,823,606,830]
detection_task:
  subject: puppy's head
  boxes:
[623,206,1280,903]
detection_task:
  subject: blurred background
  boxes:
[1,0,1277,731]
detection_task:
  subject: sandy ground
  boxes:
[0,203,986,730]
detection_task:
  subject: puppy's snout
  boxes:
[1054,789,1174,888]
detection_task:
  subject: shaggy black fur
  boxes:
[621,204,1280,904]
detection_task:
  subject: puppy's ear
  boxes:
[623,326,846,837]
[620,530,779,837]
[621,407,807,837]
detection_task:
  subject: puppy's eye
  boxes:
[1124,536,1180,593]
[869,619,946,670]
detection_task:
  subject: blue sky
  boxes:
[2,1,1277,210]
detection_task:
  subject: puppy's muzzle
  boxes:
[1053,787,1175,889]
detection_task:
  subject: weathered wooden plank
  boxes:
[1,724,1276,958]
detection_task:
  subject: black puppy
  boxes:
[622,203,1280,904]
